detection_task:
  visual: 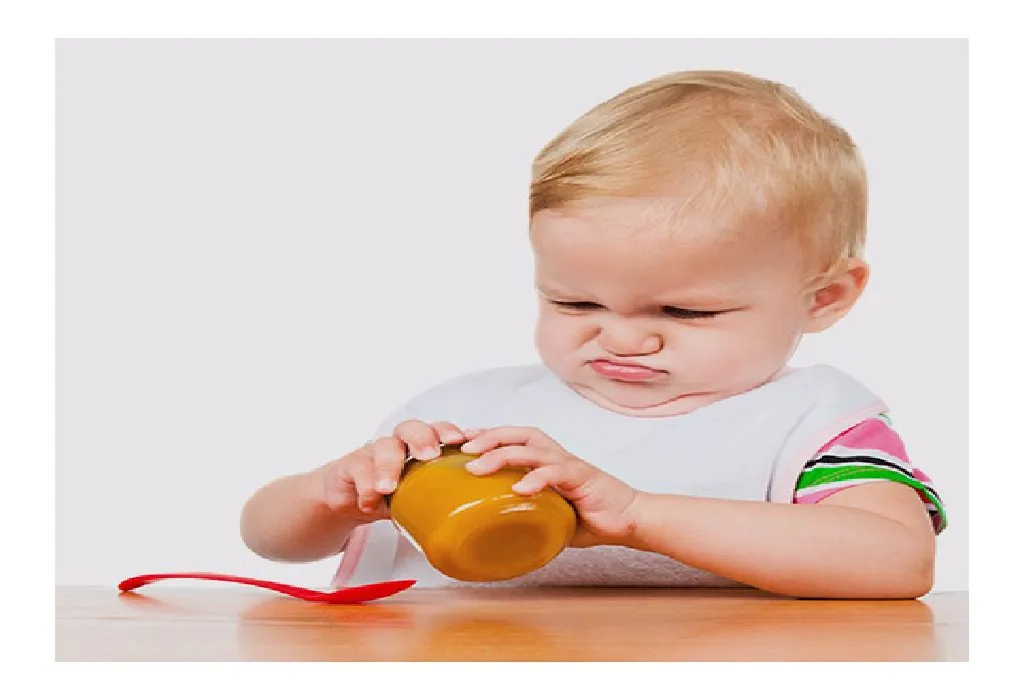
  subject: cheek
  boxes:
[667,327,749,370]
[724,310,805,366]
[667,313,799,370]
[535,312,589,356]
[758,307,807,348]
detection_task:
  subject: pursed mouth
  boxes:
[588,359,665,372]
[587,359,668,382]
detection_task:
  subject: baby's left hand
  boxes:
[460,426,639,548]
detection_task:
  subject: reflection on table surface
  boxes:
[56,585,967,661]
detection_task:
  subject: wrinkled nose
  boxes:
[597,320,663,357]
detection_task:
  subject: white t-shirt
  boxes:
[331,363,886,589]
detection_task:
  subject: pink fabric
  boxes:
[817,416,910,462]
[796,484,853,505]
[330,525,369,589]
[792,416,937,512]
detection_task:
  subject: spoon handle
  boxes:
[118,572,415,603]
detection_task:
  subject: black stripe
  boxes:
[804,454,914,477]
[802,459,942,504]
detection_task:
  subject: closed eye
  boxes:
[661,306,720,319]
[548,300,721,319]
[548,300,603,311]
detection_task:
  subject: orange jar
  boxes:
[388,446,577,582]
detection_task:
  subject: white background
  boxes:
[56,39,967,591]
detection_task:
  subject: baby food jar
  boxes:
[388,446,577,582]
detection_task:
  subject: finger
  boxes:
[460,426,553,454]
[511,464,586,496]
[465,445,549,475]
[323,469,354,510]
[393,420,443,461]
[349,458,382,513]
[370,437,407,494]
[323,454,368,510]
[430,421,470,445]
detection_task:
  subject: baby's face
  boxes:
[530,198,817,417]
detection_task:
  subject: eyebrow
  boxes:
[536,284,582,297]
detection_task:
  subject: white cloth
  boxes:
[331,363,887,589]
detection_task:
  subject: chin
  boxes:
[577,380,714,416]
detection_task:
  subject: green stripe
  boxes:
[797,463,904,489]
[799,462,940,502]
[797,464,948,534]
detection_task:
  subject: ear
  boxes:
[802,258,870,333]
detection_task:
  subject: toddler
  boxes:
[241,70,946,599]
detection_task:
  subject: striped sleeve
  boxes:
[793,413,947,534]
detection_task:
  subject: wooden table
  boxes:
[56,586,967,661]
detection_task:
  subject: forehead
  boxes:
[529,198,802,300]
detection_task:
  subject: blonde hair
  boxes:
[529,70,868,278]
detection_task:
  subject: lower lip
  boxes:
[589,360,663,381]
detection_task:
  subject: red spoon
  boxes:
[118,572,416,604]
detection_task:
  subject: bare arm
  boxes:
[240,420,472,564]
[621,481,936,599]
[458,426,938,600]
[239,462,368,563]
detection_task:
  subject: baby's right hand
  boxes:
[316,420,472,519]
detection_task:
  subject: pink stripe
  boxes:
[331,525,369,589]
[820,417,910,462]
[911,468,934,486]
[795,485,847,505]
